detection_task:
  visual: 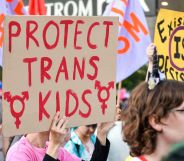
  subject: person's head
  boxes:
[122,80,184,157]
[116,88,129,121]
[115,99,129,121]
[76,124,97,138]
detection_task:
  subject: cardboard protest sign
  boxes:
[154,9,184,81]
[3,16,118,136]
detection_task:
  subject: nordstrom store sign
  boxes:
[23,0,156,16]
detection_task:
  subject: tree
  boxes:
[119,65,147,91]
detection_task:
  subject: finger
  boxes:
[65,128,70,133]
[50,112,60,129]
[149,43,156,47]
[63,117,69,128]
[64,128,71,142]
[62,127,70,134]
[97,123,102,129]
[147,43,155,52]
[116,104,120,108]
[60,117,69,130]
[104,122,115,131]
[56,117,65,129]
[55,114,62,127]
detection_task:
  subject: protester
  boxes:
[123,79,184,161]
[64,124,97,160]
[106,91,130,161]
[6,112,113,161]
[122,43,184,161]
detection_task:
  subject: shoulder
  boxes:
[6,136,33,161]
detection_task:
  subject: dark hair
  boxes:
[120,99,128,110]
[86,124,97,129]
[122,80,184,156]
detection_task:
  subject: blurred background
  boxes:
[0,0,184,160]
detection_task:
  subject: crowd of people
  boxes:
[0,43,183,161]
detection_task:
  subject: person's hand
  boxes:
[146,43,156,81]
[97,122,114,145]
[62,128,71,146]
[47,112,69,159]
[146,43,156,64]
[49,112,69,146]
[97,122,114,135]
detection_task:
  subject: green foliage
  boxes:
[120,65,148,91]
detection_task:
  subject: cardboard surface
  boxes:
[3,16,118,136]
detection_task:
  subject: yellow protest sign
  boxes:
[154,9,184,81]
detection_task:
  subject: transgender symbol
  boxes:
[4,91,29,129]
[95,80,114,114]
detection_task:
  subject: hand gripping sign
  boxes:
[4,91,29,129]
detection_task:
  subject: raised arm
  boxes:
[145,43,155,82]
[89,122,114,161]
[45,112,69,160]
